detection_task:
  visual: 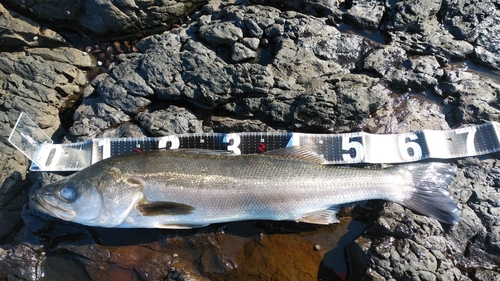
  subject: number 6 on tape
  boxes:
[398,133,424,161]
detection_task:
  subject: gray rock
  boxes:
[244,18,264,37]
[385,0,441,32]
[443,0,497,42]
[384,56,443,92]
[474,269,500,281]
[231,42,257,62]
[345,1,385,29]
[474,17,500,69]
[70,5,384,140]
[0,3,66,48]
[442,70,500,126]
[0,243,42,280]
[135,106,204,135]
[390,26,474,59]
[3,0,500,280]
[383,0,478,61]
[0,45,91,243]
[69,96,132,140]
[208,116,276,132]
[26,47,95,68]
[241,37,260,50]
[293,75,390,132]
[364,94,450,134]
[363,45,408,75]
[199,22,244,46]
[6,0,206,38]
[280,0,340,16]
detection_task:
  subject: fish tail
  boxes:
[396,163,460,224]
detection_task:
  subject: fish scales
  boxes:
[30,147,461,228]
[120,151,402,222]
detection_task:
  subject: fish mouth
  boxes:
[30,193,76,221]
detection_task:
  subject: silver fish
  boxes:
[30,147,460,228]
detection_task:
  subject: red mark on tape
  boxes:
[258,142,266,152]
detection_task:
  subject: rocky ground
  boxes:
[1,0,499,280]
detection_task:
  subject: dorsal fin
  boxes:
[264,147,326,164]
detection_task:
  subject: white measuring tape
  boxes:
[8,113,500,171]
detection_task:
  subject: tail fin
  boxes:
[395,163,460,224]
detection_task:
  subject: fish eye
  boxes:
[59,186,77,202]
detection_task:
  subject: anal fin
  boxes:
[296,207,340,225]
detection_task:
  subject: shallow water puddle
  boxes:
[36,217,368,280]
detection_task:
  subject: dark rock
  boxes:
[385,0,441,32]
[474,269,500,281]
[474,17,500,69]
[344,0,385,29]
[2,0,500,280]
[0,3,66,48]
[241,37,260,50]
[364,94,449,134]
[0,243,42,280]
[383,0,477,60]
[443,0,497,42]
[199,22,244,46]
[25,47,94,68]
[279,0,340,16]
[0,33,91,242]
[69,5,383,139]
[442,70,500,126]
[0,171,29,243]
[231,42,257,62]
[363,45,407,75]
[135,106,204,136]
[384,56,443,92]
[6,0,206,38]
[208,116,276,132]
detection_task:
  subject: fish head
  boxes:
[30,174,104,225]
[30,164,145,227]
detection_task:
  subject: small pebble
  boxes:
[97,61,103,66]
[173,253,179,258]
[314,245,321,251]
[33,36,38,41]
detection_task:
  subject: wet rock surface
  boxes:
[1,0,500,280]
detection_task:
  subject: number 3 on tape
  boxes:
[224,133,241,154]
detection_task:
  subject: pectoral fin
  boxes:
[296,207,340,225]
[137,201,195,216]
